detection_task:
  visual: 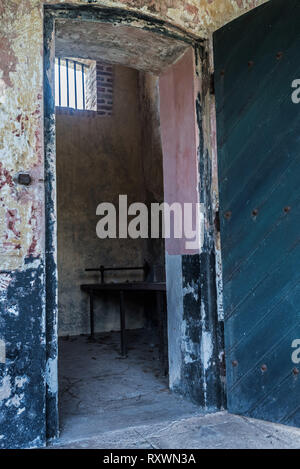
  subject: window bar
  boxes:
[66,59,70,108]
[58,58,61,107]
[82,64,85,110]
[74,61,78,110]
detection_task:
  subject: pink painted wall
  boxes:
[159,47,199,255]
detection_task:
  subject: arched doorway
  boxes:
[44,4,223,444]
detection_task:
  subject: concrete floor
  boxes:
[52,329,300,449]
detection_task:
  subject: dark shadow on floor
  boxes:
[57,328,201,444]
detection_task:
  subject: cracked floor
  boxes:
[51,329,300,449]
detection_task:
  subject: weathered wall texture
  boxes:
[160,45,225,408]
[138,72,165,278]
[0,0,271,284]
[55,20,190,74]
[56,65,152,336]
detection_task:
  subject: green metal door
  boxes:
[214,0,300,426]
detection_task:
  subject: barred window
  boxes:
[55,58,90,110]
[55,58,113,115]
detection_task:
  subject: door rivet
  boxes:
[248,61,254,68]
[293,368,299,376]
[252,208,259,217]
[232,360,238,367]
[220,69,225,76]
[261,364,268,372]
[284,206,291,213]
[225,211,232,220]
[276,51,284,60]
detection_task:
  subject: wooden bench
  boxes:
[80,264,167,373]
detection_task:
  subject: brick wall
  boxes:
[85,61,97,111]
[85,61,114,115]
[96,63,114,116]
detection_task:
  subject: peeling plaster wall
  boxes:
[195,40,226,408]
[0,2,44,270]
[0,0,271,448]
[138,72,165,277]
[56,65,148,336]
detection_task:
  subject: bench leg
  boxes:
[90,292,95,339]
[156,291,168,376]
[120,290,127,357]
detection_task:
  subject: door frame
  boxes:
[43,4,224,442]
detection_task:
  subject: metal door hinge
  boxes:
[214,210,220,232]
[210,72,215,95]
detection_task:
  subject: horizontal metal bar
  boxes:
[85,266,146,272]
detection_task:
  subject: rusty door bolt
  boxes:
[252,208,259,217]
[284,206,291,213]
[16,173,32,186]
[225,211,232,220]
[276,51,284,60]
[232,360,238,367]
[261,364,268,372]
[293,368,299,376]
